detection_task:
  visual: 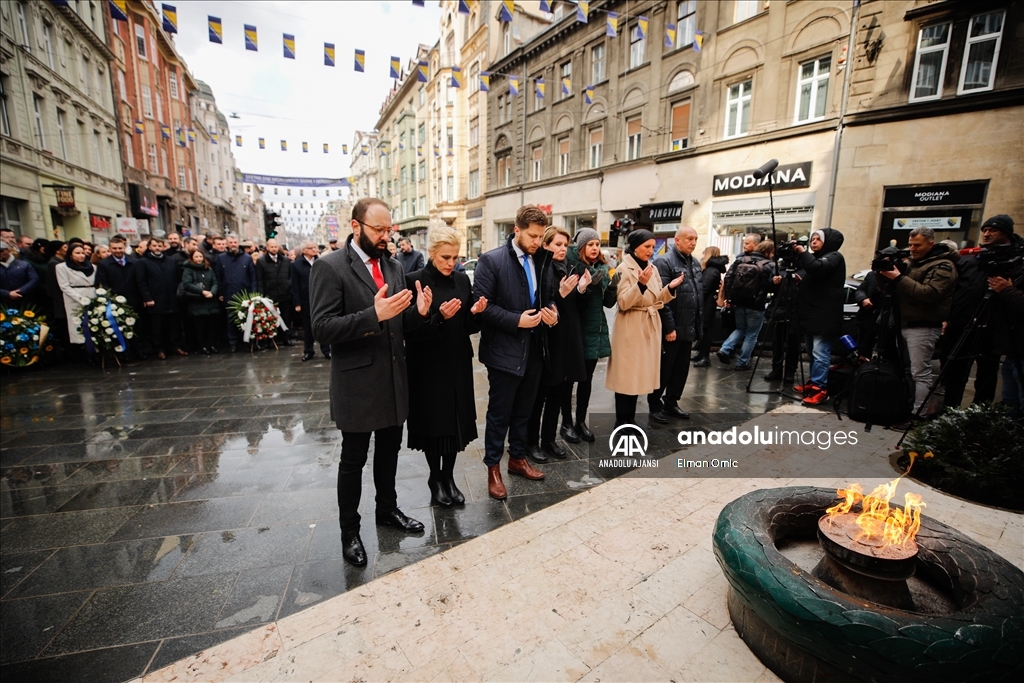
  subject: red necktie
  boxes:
[369,258,385,290]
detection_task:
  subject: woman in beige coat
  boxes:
[606,229,683,427]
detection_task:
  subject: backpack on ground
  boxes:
[846,358,913,426]
[727,256,773,309]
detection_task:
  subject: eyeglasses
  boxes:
[357,220,393,237]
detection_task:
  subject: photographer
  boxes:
[943,215,1017,409]
[854,271,884,359]
[794,228,846,405]
[716,234,773,372]
[878,227,958,416]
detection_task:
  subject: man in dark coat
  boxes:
[214,235,258,351]
[256,238,293,347]
[473,205,558,500]
[1,243,40,304]
[396,237,425,274]
[19,238,52,311]
[291,241,330,360]
[794,227,846,405]
[649,226,702,421]
[134,236,186,359]
[309,198,433,567]
[97,235,146,356]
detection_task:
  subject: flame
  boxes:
[826,467,926,548]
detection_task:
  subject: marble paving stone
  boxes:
[6,536,190,598]
[43,572,238,656]
[172,467,292,502]
[0,506,142,553]
[109,496,263,541]
[247,488,338,527]
[0,548,55,598]
[214,564,294,629]
[280,463,336,492]
[676,626,769,682]
[0,480,84,518]
[25,439,149,465]
[232,444,336,471]
[96,409,197,429]
[0,591,91,664]
[632,604,721,674]
[433,499,511,545]
[277,558,373,621]
[0,446,44,467]
[0,642,160,683]
[55,477,180,512]
[146,625,256,674]
[54,456,183,486]
[576,644,674,682]
[373,544,446,579]
[137,624,282,683]
[174,524,313,578]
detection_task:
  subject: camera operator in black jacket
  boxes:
[794,228,846,405]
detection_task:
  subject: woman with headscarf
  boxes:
[54,241,97,352]
[605,229,683,427]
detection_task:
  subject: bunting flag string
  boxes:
[417,60,429,83]
[637,16,649,40]
[324,43,335,66]
[390,57,401,79]
[499,0,513,23]
[354,49,365,72]
[302,142,309,153]
[457,0,471,14]
[450,66,462,89]
[259,137,265,149]
[323,143,329,153]
[509,75,520,96]
[161,4,177,34]
[283,34,296,59]
[187,129,196,142]
[576,1,589,23]
[109,1,128,22]
[561,76,571,96]
[244,24,258,51]
[235,135,242,147]
[606,12,618,37]
[280,140,287,151]
[584,86,594,105]
[133,120,144,134]
[479,71,490,92]
[665,23,677,49]
[161,125,171,139]
[694,30,705,51]
[208,16,223,44]
[342,144,348,154]
[535,77,545,100]
[539,0,551,13]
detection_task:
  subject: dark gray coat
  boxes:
[310,237,425,433]
[654,246,703,342]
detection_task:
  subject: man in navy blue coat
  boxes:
[134,237,186,359]
[0,243,40,304]
[473,205,558,499]
[291,240,330,361]
[214,234,258,351]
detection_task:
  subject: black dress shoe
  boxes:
[301,352,315,362]
[575,421,595,442]
[209,346,219,354]
[375,509,424,533]
[443,475,465,505]
[541,441,568,459]
[323,351,332,359]
[650,410,670,424]
[763,370,783,381]
[428,477,453,507]
[559,424,581,444]
[229,345,238,353]
[280,338,294,347]
[527,445,549,464]
[664,406,690,419]
[341,530,367,567]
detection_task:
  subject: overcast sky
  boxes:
[172,1,443,182]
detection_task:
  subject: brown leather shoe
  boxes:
[487,465,507,500]
[156,351,167,360]
[508,456,545,480]
[174,348,188,356]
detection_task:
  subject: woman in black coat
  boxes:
[527,227,588,461]
[405,227,487,507]
[693,248,729,367]
[181,250,220,355]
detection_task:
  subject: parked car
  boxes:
[462,258,477,285]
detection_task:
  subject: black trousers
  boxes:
[192,314,218,350]
[943,349,999,408]
[337,425,403,533]
[484,348,542,467]
[614,393,638,427]
[528,381,568,446]
[649,338,693,412]
[695,301,717,358]
[565,358,599,425]
[146,311,181,353]
[770,321,800,376]
[300,306,329,355]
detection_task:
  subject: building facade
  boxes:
[348,129,380,202]
[192,80,242,238]
[1,0,126,242]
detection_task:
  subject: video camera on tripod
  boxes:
[961,241,1024,278]
[776,236,809,270]
[871,244,911,274]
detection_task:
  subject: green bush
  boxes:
[901,403,1024,511]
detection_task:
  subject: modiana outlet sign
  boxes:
[712,161,813,196]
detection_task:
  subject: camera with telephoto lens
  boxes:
[776,235,808,270]
[871,245,910,273]
[974,241,1024,278]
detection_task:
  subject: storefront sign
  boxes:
[466,208,483,220]
[114,217,146,239]
[893,216,962,230]
[712,162,812,197]
[89,214,111,230]
[129,184,159,218]
[638,202,683,224]
[883,182,986,207]
[53,185,76,208]
[325,215,339,240]
[537,204,553,215]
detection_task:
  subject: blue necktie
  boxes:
[522,253,535,307]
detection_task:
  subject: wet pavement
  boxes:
[0,340,786,681]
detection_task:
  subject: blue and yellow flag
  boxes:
[245,25,258,51]
[606,11,617,36]
[161,125,171,139]
[235,135,242,147]
[324,43,335,67]
[417,60,428,83]
[283,34,295,59]
[302,142,308,153]
[509,74,520,96]
[133,120,144,134]
[447,146,454,157]
[539,0,551,13]
[412,0,425,6]
[562,77,571,96]
[109,1,128,22]
[210,131,219,144]
[259,137,265,149]
[354,49,365,72]
[417,145,422,156]
[161,4,177,33]
[177,127,186,147]
[694,30,704,52]
[480,70,491,92]
[499,0,513,22]
[665,23,676,49]
[323,143,329,153]
[458,0,470,14]
[577,1,589,23]
[281,140,287,151]
[187,128,196,142]
[361,145,368,155]
[450,66,462,88]
[637,16,648,39]
[208,16,223,44]
[535,77,545,99]
[342,144,348,154]
[390,56,400,79]
[584,86,594,105]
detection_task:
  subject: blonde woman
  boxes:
[605,229,683,427]
[404,226,487,507]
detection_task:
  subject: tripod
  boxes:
[746,269,808,399]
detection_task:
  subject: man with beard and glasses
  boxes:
[309,198,434,567]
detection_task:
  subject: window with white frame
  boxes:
[168,68,179,100]
[469,169,480,198]
[670,101,690,150]
[32,95,45,147]
[1,199,23,234]
[589,128,602,169]
[106,137,115,175]
[557,137,570,175]
[16,3,31,50]
[734,0,758,23]
[910,23,950,102]
[419,196,426,214]
[470,62,479,94]
[141,84,153,118]
[123,132,133,168]
[958,11,1005,94]
[0,75,11,136]
[135,21,147,59]
[498,155,511,187]
[447,174,454,202]
[93,131,103,174]
[418,123,426,144]
[630,25,646,69]
[469,117,479,147]
[56,108,67,159]
[117,69,127,101]
[677,1,696,49]
[626,116,642,160]
[418,86,425,106]
[795,55,830,123]
[155,91,163,123]
[177,165,186,188]
[42,23,55,69]
[160,148,167,178]
[591,44,607,84]
[560,61,572,99]
[418,160,426,180]
[147,142,157,173]
[497,94,506,123]
[534,76,544,112]
[503,23,511,56]
[725,79,752,138]
[532,145,542,181]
